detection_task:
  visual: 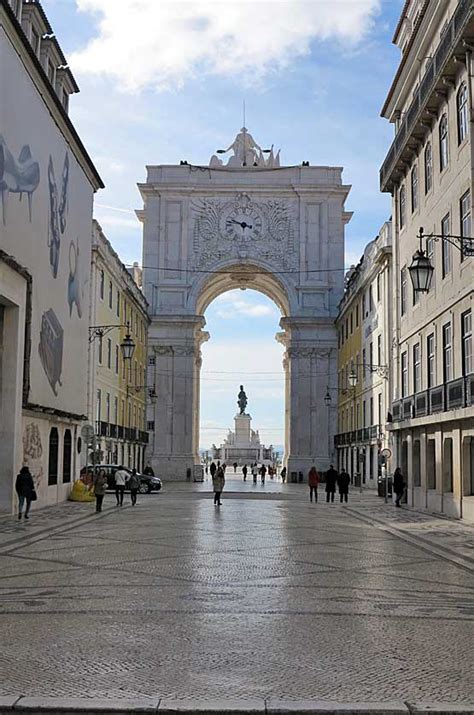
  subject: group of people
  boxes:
[209,461,225,505]
[92,467,142,512]
[307,464,351,503]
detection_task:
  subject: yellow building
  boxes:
[87,221,150,471]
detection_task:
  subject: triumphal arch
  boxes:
[138,129,351,480]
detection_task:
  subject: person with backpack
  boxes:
[128,468,140,506]
[114,466,128,506]
[212,465,225,506]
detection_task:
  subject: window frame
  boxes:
[413,342,421,394]
[424,141,432,193]
[441,213,451,278]
[401,351,408,398]
[442,322,452,383]
[460,190,472,262]
[48,427,59,486]
[439,113,449,171]
[457,83,469,145]
[427,333,435,388]
[411,164,418,213]
[400,267,407,316]
[399,184,406,228]
[62,429,72,484]
[461,310,472,376]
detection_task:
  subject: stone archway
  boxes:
[138,129,351,480]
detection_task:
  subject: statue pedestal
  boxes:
[234,413,251,446]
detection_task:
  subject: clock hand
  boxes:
[226,218,242,227]
[241,222,253,229]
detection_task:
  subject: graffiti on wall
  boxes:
[0,135,40,224]
[68,237,85,319]
[38,308,64,395]
[47,152,69,278]
[23,422,43,488]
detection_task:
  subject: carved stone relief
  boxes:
[191,193,298,270]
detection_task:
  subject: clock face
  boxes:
[221,205,264,241]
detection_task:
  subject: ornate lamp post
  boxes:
[409,226,473,294]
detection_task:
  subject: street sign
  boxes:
[381,448,392,459]
[81,424,95,443]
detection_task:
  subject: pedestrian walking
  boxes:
[280,466,287,483]
[260,464,267,484]
[325,464,338,503]
[233,462,238,473]
[15,466,35,520]
[393,467,405,507]
[212,465,225,505]
[210,461,217,479]
[93,469,107,512]
[308,465,319,502]
[128,468,140,506]
[242,464,248,481]
[252,464,258,484]
[337,468,350,503]
[222,462,227,474]
[143,463,154,476]
[114,466,127,506]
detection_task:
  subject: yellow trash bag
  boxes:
[69,479,95,502]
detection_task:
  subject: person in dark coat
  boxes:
[128,468,140,506]
[15,466,35,520]
[393,467,405,507]
[93,469,107,513]
[260,464,267,484]
[308,466,319,503]
[209,462,217,479]
[325,464,338,503]
[143,464,154,476]
[337,469,350,503]
[242,464,248,481]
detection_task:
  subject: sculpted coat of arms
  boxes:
[191,192,297,270]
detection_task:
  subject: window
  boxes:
[376,273,381,302]
[413,440,421,487]
[441,213,451,278]
[134,360,138,386]
[460,190,472,260]
[378,392,382,426]
[98,336,103,365]
[400,267,407,316]
[106,393,110,423]
[413,343,421,393]
[424,142,432,193]
[362,293,366,318]
[62,92,69,112]
[457,83,468,144]
[116,290,120,317]
[377,334,382,366]
[462,310,472,376]
[362,348,366,378]
[108,280,113,309]
[96,389,101,422]
[48,428,59,486]
[355,303,359,327]
[47,60,55,83]
[147,421,155,432]
[115,344,119,374]
[107,338,112,369]
[401,352,408,397]
[99,270,104,300]
[427,439,436,490]
[31,26,40,54]
[362,400,366,427]
[350,311,353,334]
[427,333,435,388]
[369,342,373,371]
[443,438,453,492]
[443,323,452,382]
[62,430,72,483]
[369,397,374,425]
[369,285,373,312]
[399,185,406,228]
[439,114,448,171]
[114,396,118,425]
[121,399,125,426]
[411,165,418,212]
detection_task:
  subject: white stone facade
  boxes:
[138,132,351,480]
[0,1,102,512]
[381,0,474,520]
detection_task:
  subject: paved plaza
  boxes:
[1,476,474,705]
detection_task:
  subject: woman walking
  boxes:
[212,465,225,506]
[393,467,405,507]
[128,468,140,506]
[93,469,107,513]
[308,465,319,503]
[16,466,35,520]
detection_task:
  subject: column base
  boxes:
[286,457,332,480]
[150,454,199,481]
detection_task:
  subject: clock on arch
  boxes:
[221,202,264,241]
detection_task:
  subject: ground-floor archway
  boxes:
[146,261,337,480]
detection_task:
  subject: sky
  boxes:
[42,0,403,450]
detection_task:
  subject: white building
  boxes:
[335,222,393,490]
[0,0,103,512]
[381,0,474,519]
[139,128,351,480]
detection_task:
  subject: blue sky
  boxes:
[42,0,403,450]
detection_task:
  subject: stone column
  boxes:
[149,316,204,480]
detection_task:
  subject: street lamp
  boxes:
[88,322,136,362]
[409,226,473,294]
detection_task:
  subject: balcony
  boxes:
[138,430,149,444]
[109,423,117,438]
[95,420,108,437]
[380,0,473,192]
[335,424,383,447]
[391,374,473,423]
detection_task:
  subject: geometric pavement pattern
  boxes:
[0,476,473,702]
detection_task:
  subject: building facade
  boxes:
[87,221,150,473]
[0,0,103,512]
[381,0,474,520]
[335,223,393,489]
[139,128,351,480]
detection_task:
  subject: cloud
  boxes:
[213,292,279,319]
[71,0,380,93]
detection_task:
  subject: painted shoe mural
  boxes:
[47,152,69,278]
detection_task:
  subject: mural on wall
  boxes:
[23,422,44,488]
[38,308,64,395]
[0,135,40,224]
[47,152,69,278]
[67,237,85,319]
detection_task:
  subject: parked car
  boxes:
[82,465,162,494]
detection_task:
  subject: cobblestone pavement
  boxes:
[1,476,474,702]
